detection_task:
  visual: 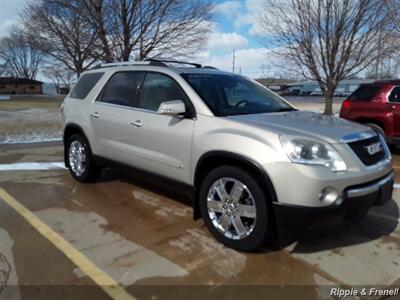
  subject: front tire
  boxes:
[199,165,270,251]
[66,134,101,182]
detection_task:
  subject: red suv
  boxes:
[340,80,400,145]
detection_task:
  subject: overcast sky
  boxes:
[0,0,279,79]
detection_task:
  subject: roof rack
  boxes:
[146,58,202,68]
[91,59,218,70]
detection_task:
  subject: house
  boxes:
[0,77,44,95]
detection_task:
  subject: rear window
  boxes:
[69,72,104,99]
[348,85,380,101]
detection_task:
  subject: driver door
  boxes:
[127,72,195,183]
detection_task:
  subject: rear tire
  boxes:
[199,165,270,251]
[66,134,101,182]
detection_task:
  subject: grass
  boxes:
[0,95,64,111]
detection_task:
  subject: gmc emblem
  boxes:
[364,142,383,155]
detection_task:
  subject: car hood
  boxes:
[226,110,373,144]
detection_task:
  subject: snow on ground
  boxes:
[0,108,62,144]
[0,162,65,171]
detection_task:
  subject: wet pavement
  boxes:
[0,142,399,300]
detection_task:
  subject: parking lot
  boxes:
[0,97,399,300]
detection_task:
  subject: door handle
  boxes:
[90,112,100,118]
[130,120,143,128]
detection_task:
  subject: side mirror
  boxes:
[157,100,186,116]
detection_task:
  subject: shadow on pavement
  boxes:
[275,198,399,254]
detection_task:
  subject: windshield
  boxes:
[181,73,295,116]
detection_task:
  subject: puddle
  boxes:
[36,208,188,286]
[0,162,65,171]
[169,228,247,278]
[132,190,192,218]
[291,230,400,285]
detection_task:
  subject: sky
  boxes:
[0,0,280,79]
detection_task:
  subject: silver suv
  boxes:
[62,60,394,251]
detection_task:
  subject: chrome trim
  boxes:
[340,131,377,143]
[130,120,143,128]
[365,134,392,170]
[93,101,160,114]
[346,172,394,198]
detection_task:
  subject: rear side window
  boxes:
[389,87,400,103]
[139,73,187,111]
[348,85,380,101]
[69,72,104,99]
[99,72,145,107]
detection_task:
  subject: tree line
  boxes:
[0,0,399,115]
[0,0,214,91]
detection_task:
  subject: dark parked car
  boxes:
[340,80,400,145]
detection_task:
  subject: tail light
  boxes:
[342,99,351,109]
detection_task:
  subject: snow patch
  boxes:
[0,162,65,171]
[0,134,62,144]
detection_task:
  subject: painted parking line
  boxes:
[0,187,137,300]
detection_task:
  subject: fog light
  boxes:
[319,187,339,204]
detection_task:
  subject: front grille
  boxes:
[348,135,386,166]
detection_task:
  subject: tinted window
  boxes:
[182,73,294,116]
[139,73,186,111]
[389,87,400,103]
[100,72,144,107]
[69,72,104,99]
[349,85,380,101]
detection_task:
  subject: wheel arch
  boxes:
[193,151,278,235]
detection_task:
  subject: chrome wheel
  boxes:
[207,177,257,240]
[68,140,86,177]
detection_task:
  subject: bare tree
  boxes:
[42,63,75,94]
[384,0,400,33]
[259,0,394,115]
[0,29,44,79]
[76,0,214,62]
[23,0,99,77]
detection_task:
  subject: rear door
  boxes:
[127,72,195,183]
[90,71,145,163]
[388,86,400,137]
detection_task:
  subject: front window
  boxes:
[182,73,294,116]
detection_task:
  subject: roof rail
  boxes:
[100,61,166,68]
[90,59,218,70]
[146,58,202,68]
[91,60,167,69]
[203,65,219,70]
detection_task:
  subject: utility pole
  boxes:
[239,66,242,75]
[261,64,270,78]
[232,50,236,73]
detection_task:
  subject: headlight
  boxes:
[280,135,347,172]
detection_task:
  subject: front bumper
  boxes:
[273,171,395,230]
